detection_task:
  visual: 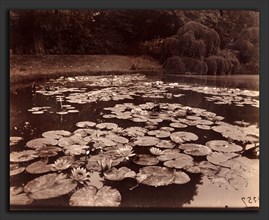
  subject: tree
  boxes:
[177,21,220,58]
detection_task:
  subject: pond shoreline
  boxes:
[10,55,259,91]
[10,55,163,85]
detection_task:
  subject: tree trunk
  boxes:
[33,31,45,55]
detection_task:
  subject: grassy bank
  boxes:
[10,55,163,84]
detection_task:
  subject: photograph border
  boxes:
[1,0,268,220]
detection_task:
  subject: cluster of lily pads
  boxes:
[10,103,259,207]
[10,74,259,208]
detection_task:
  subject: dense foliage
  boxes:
[10,10,259,74]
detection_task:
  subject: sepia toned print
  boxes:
[10,10,259,210]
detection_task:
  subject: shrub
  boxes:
[163,56,185,74]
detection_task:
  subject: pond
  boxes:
[10,74,259,210]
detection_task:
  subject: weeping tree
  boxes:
[163,56,208,75]
[162,21,220,74]
[181,57,208,74]
[206,50,240,75]
[163,56,185,74]
[177,21,220,58]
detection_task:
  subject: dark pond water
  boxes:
[10,74,259,210]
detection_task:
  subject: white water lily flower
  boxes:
[150,147,163,156]
[116,146,135,160]
[51,158,72,171]
[70,167,90,184]
[97,158,113,171]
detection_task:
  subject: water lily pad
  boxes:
[69,186,121,207]
[133,154,159,166]
[179,144,212,156]
[245,134,259,143]
[32,111,45,114]
[24,173,77,200]
[160,127,174,132]
[148,130,171,138]
[228,172,248,190]
[186,116,202,120]
[64,145,89,156]
[76,121,96,128]
[87,171,104,189]
[56,111,68,115]
[10,150,38,162]
[104,167,136,181]
[156,140,176,149]
[169,122,187,128]
[211,124,247,142]
[103,114,116,119]
[68,109,79,113]
[208,166,249,190]
[123,127,148,137]
[163,154,194,169]
[206,140,243,153]
[196,119,214,125]
[26,138,58,149]
[136,166,175,187]
[10,186,23,196]
[26,159,52,174]
[134,136,160,146]
[75,128,96,137]
[96,123,118,130]
[70,134,88,145]
[170,132,198,143]
[132,117,148,122]
[173,171,191,184]
[10,187,33,205]
[219,156,258,175]
[35,146,62,157]
[42,130,71,139]
[196,124,211,130]
[184,165,201,174]
[108,134,129,144]
[10,136,24,146]
[199,161,220,176]
[206,152,239,166]
[10,164,25,176]
[58,137,74,147]
[92,137,116,147]
[157,149,183,161]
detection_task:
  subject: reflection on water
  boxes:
[10,74,259,210]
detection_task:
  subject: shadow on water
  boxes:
[108,173,202,208]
